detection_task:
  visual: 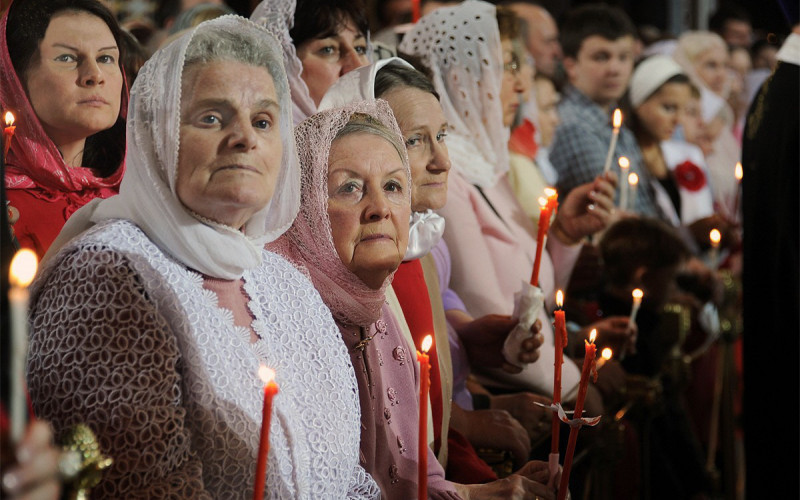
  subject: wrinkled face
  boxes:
[176,61,283,229]
[24,12,122,151]
[693,45,729,95]
[636,82,691,142]
[327,133,410,290]
[513,4,562,77]
[565,35,635,107]
[296,19,369,106]
[382,86,450,212]
[534,77,560,147]
[500,39,526,128]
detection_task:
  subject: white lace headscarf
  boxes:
[251,0,374,126]
[47,16,300,279]
[398,0,509,189]
[271,100,411,327]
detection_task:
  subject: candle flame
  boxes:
[421,335,433,353]
[618,156,630,169]
[544,187,557,198]
[538,197,547,208]
[601,348,613,361]
[258,365,276,384]
[735,162,743,181]
[589,329,597,343]
[628,172,638,185]
[710,228,721,246]
[612,108,622,129]
[4,111,14,127]
[9,249,37,287]
[556,289,564,308]
[632,288,643,300]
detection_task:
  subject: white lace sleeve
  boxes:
[27,247,213,499]
[347,463,381,499]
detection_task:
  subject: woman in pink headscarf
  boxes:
[1,0,127,258]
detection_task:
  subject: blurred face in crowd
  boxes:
[693,45,729,95]
[564,35,635,108]
[636,82,691,142]
[721,19,752,48]
[500,39,526,128]
[25,12,122,161]
[296,18,369,106]
[534,77,560,147]
[382,86,451,212]
[510,3,562,77]
[177,61,282,229]
[327,133,411,289]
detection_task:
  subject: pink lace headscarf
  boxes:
[271,100,411,327]
[0,4,127,213]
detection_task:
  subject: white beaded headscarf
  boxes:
[398,0,509,189]
[251,0,374,126]
[271,100,411,327]
[629,55,685,108]
[47,16,300,279]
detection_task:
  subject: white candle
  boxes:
[628,288,643,328]
[618,156,630,210]
[8,249,38,442]
[595,347,613,370]
[628,172,639,209]
[709,229,721,269]
[602,109,622,174]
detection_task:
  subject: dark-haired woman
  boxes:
[1,0,127,258]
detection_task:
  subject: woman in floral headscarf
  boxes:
[1,0,128,258]
[28,16,378,498]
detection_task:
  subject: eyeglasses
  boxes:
[503,56,520,76]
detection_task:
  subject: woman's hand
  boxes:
[552,172,618,245]
[583,316,637,357]
[450,404,531,469]
[455,473,557,500]
[489,392,552,443]
[1,421,63,500]
[450,310,543,373]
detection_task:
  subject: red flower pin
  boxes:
[674,161,707,192]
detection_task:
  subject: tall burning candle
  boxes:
[253,365,279,500]
[732,162,743,220]
[628,172,638,209]
[602,109,622,174]
[628,288,643,329]
[4,111,16,157]
[557,329,597,500]
[549,290,568,484]
[709,229,721,269]
[418,335,433,500]
[617,156,630,210]
[530,196,551,286]
[8,248,37,443]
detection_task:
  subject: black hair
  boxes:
[559,4,637,59]
[374,62,439,101]
[290,0,369,48]
[708,3,752,35]
[6,0,127,177]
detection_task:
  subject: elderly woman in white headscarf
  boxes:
[251,0,371,125]
[27,16,378,499]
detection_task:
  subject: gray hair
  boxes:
[333,113,406,165]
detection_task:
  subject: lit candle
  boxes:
[557,329,597,500]
[595,348,613,370]
[253,365,279,500]
[530,196,551,286]
[617,156,630,210]
[8,248,37,443]
[709,228,721,269]
[628,173,638,209]
[544,186,559,214]
[732,162,743,220]
[602,109,622,174]
[549,291,568,483]
[628,288,643,328]
[412,0,421,22]
[4,111,16,157]
[418,335,433,500]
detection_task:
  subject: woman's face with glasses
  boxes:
[499,39,526,128]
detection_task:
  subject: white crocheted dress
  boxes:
[27,219,379,499]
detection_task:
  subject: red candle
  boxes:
[417,334,433,500]
[551,290,567,454]
[4,111,16,157]
[412,0,421,22]
[530,197,551,286]
[253,366,279,500]
[558,330,597,500]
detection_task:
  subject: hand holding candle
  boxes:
[417,335,433,500]
[8,248,38,443]
[557,329,597,500]
[602,109,622,174]
[4,111,16,157]
[253,366,279,500]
